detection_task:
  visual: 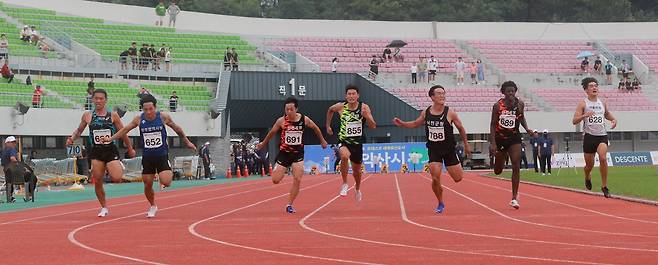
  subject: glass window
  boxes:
[46,137,57,148]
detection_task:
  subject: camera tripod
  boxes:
[557,141,578,177]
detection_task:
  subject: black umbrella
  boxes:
[386,40,407,48]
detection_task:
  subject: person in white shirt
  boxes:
[20,25,30,43]
[454,57,466,85]
[331,57,338,73]
[428,56,438,82]
[30,26,39,46]
[410,63,418,84]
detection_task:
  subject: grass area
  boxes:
[0,176,265,212]
[491,166,658,201]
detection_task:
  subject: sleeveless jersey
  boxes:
[88,111,117,147]
[425,106,455,150]
[279,114,305,154]
[582,98,607,136]
[494,98,522,139]
[140,111,168,157]
[338,102,364,145]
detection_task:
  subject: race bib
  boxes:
[587,115,604,125]
[346,121,363,137]
[284,130,302,145]
[498,114,516,129]
[543,143,547,148]
[143,132,163,149]
[533,143,538,148]
[93,129,111,145]
[427,126,445,142]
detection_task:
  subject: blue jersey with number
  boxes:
[140,112,168,157]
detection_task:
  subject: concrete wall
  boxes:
[5,0,658,40]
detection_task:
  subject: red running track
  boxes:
[1,172,658,264]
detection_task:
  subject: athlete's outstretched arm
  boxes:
[67,112,90,145]
[489,103,499,154]
[112,112,136,157]
[362,103,377,129]
[518,100,532,133]
[162,112,196,150]
[603,101,617,129]
[450,109,471,156]
[256,117,283,150]
[572,101,590,125]
[108,116,139,142]
[325,103,342,135]
[393,109,425,129]
[306,116,328,149]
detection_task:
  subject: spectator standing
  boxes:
[529,130,540,172]
[169,91,178,112]
[88,77,95,91]
[580,57,589,74]
[2,136,19,203]
[1,60,15,83]
[137,87,150,110]
[476,59,485,84]
[149,44,158,71]
[231,48,239,71]
[85,86,94,110]
[428,56,437,82]
[410,62,417,84]
[417,57,427,83]
[164,46,172,72]
[32,85,44,108]
[369,55,379,80]
[469,62,477,84]
[621,60,629,81]
[20,25,30,43]
[331,144,340,173]
[223,47,232,71]
[594,56,602,74]
[604,61,613,85]
[167,1,181,27]
[538,129,554,176]
[128,42,137,70]
[139,43,149,70]
[155,0,166,26]
[454,57,465,86]
[520,138,528,169]
[331,57,338,73]
[32,85,43,108]
[119,50,129,70]
[200,142,213,179]
[0,34,9,60]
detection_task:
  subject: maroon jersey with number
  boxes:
[279,114,305,154]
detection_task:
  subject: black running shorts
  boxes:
[428,147,460,166]
[583,134,608,154]
[89,145,120,163]
[142,155,171,174]
[495,134,522,152]
[275,151,304,168]
[339,143,363,164]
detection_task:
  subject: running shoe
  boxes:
[285,205,295,214]
[355,190,362,202]
[585,178,592,190]
[509,199,520,209]
[435,202,445,213]
[602,187,611,198]
[98,207,109,217]
[339,183,349,196]
[146,205,158,218]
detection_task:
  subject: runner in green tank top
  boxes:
[326,85,376,201]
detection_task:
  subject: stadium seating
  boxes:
[469,40,595,73]
[139,84,213,111]
[388,86,540,112]
[0,17,55,58]
[530,87,658,111]
[0,3,260,64]
[0,82,73,108]
[266,38,472,73]
[606,40,658,71]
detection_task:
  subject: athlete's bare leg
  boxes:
[597,143,609,188]
[288,161,304,205]
[90,160,108,207]
[143,174,156,206]
[271,163,287,184]
[583,153,595,182]
[428,162,444,203]
[445,163,464,183]
[339,146,351,185]
[493,149,508,175]
[352,162,362,191]
[507,144,522,200]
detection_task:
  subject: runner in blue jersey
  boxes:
[107,94,196,218]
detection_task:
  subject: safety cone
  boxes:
[236,167,242,178]
[226,168,232,179]
[261,167,265,177]
[268,164,273,176]
[243,166,249,177]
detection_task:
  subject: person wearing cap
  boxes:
[199,141,212,179]
[538,129,554,176]
[2,136,19,202]
[20,25,30,43]
[529,130,540,173]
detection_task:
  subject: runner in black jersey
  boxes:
[66,89,136,217]
[256,97,327,213]
[489,81,533,209]
[394,85,470,213]
[326,85,377,201]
